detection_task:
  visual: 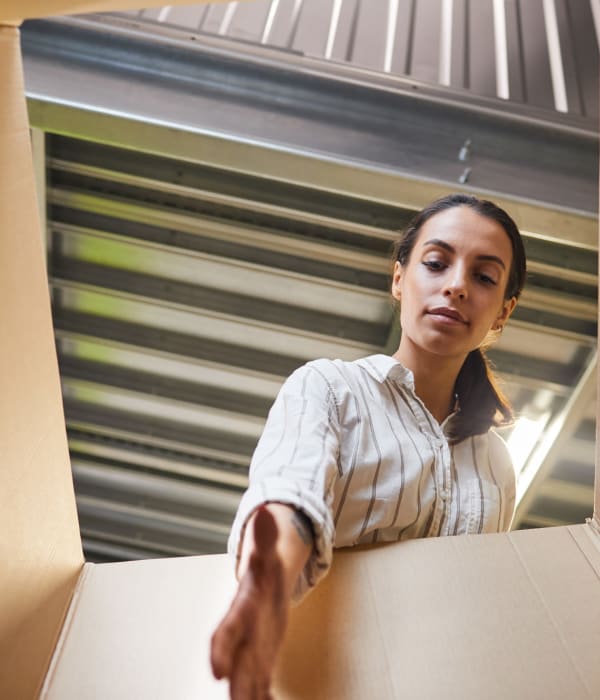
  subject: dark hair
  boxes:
[392,193,527,443]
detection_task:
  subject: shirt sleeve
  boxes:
[488,430,517,531]
[228,360,341,598]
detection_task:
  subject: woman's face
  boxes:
[392,206,517,362]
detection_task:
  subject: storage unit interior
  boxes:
[21,0,599,563]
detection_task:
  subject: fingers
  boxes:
[230,646,272,700]
[210,599,247,679]
[229,644,254,700]
[211,507,284,698]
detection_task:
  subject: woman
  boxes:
[211,193,527,699]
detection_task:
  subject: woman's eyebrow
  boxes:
[477,254,506,269]
[422,238,454,253]
[422,238,506,269]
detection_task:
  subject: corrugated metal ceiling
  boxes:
[20,0,599,562]
[126,0,600,117]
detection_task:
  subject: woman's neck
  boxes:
[393,345,466,424]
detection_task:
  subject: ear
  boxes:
[391,261,403,302]
[494,296,517,330]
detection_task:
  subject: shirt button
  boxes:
[441,488,451,501]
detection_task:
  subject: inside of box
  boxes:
[0,1,598,698]
[42,555,237,699]
[39,525,600,700]
[0,26,83,700]
[277,525,600,700]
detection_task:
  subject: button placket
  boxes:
[403,382,453,537]
[421,433,443,538]
[436,441,453,535]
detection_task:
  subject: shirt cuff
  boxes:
[228,476,335,600]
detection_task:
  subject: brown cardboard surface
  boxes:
[39,526,600,699]
[42,556,237,699]
[0,26,83,700]
[278,525,600,700]
[0,0,241,24]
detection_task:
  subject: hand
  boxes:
[211,507,288,699]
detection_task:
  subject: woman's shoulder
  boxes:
[286,357,357,397]
[284,357,342,383]
[280,355,409,414]
[480,429,516,478]
[303,354,405,383]
[278,358,347,398]
[289,356,360,382]
[486,428,511,455]
[281,356,384,405]
[296,355,401,393]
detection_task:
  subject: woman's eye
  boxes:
[477,273,497,285]
[422,260,445,271]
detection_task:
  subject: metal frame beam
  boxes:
[513,351,597,527]
[21,18,598,243]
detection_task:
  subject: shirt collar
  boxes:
[354,354,415,389]
[355,355,462,432]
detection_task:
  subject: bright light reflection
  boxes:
[506,414,550,473]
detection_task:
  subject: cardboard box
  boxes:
[1,4,600,699]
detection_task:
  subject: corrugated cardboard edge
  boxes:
[571,523,600,581]
[585,517,600,542]
[39,564,94,699]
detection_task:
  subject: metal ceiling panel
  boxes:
[122,0,600,116]
[20,4,599,560]
[40,122,596,553]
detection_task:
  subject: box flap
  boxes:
[42,555,237,699]
[0,26,83,700]
[278,524,600,699]
[40,525,600,699]
[0,0,237,24]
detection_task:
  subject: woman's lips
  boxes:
[427,307,468,324]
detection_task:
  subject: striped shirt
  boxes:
[229,354,516,596]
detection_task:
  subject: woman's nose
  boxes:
[443,271,468,299]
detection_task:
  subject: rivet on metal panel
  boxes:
[458,138,472,162]
[458,167,472,184]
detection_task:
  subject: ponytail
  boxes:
[445,348,513,444]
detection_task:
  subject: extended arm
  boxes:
[211,363,339,698]
[210,503,313,699]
